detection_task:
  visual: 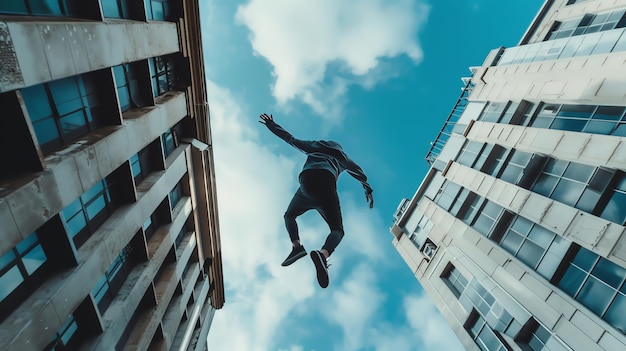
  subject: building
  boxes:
[0,0,224,350]
[390,0,626,350]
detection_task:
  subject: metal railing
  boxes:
[425,80,474,166]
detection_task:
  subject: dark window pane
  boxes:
[517,240,544,268]
[0,266,24,301]
[102,0,121,18]
[552,180,585,206]
[528,225,553,248]
[31,0,63,15]
[613,123,626,137]
[0,2,28,14]
[60,110,87,134]
[577,276,613,315]
[152,2,165,20]
[118,87,131,111]
[85,196,106,220]
[605,293,626,333]
[573,248,598,271]
[564,163,594,182]
[601,189,626,225]
[550,117,587,132]
[130,153,141,177]
[23,245,47,275]
[584,120,617,135]
[0,250,16,271]
[83,181,105,201]
[113,66,126,88]
[558,105,595,119]
[65,212,87,238]
[63,198,83,218]
[26,114,61,146]
[558,265,586,296]
[576,188,601,212]
[592,258,626,289]
[501,232,523,254]
[533,174,558,197]
[16,232,38,253]
[473,215,494,236]
[594,106,625,121]
[21,84,53,121]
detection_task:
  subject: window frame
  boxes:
[62,179,115,248]
[0,231,50,322]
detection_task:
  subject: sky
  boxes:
[200,1,545,350]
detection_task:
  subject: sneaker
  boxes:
[310,250,329,288]
[281,245,307,266]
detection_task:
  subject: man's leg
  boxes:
[300,170,344,258]
[317,188,344,259]
[281,188,313,266]
[284,188,312,245]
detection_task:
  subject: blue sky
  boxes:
[201,1,544,350]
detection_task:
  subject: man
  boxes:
[259,113,374,288]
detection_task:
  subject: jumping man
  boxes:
[259,113,374,288]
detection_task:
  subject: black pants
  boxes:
[284,169,344,256]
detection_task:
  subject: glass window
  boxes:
[499,150,532,185]
[162,128,177,158]
[0,0,81,16]
[472,200,503,237]
[146,0,169,20]
[434,181,462,211]
[102,0,131,18]
[91,247,132,314]
[443,265,468,297]
[169,182,183,209]
[556,246,626,334]
[600,175,626,225]
[21,74,101,154]
[480,102,507,123]
[500,217,569,280]
[150,56,177,96]
[61,179,113,248]
[45,313,80,351]
[0,232,48,303]
[533,159,596,208]
[468,313,509,351]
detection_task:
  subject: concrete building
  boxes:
[0,1,224,350]
[390,0,626,350]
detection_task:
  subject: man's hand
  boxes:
[364,186,374,209]
[259,113,275,125]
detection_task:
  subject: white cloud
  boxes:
[235,0,429,119]
[404,294,466,351]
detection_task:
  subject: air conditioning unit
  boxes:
[423,243,437,259]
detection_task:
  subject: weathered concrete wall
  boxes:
[0,20,179,92]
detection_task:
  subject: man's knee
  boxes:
[284,211,296,221]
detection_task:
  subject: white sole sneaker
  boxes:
[310,251,329,288]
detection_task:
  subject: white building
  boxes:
[0,1,224,350]
[391,0,626,350]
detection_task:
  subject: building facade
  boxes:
[391,0,626,350]
[0,1,224,350]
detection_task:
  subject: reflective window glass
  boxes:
[0,232,48,306]
[604,293,626,334]
[22,73,101,154]
[62,179,113,247]
[577,276,613,315]
[23,245,47,275]
[0,266,24,301]
[592,258,626,289]
[0,250,16,271]
[130,153,141,178]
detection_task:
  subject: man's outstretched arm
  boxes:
[259,113,319,154]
